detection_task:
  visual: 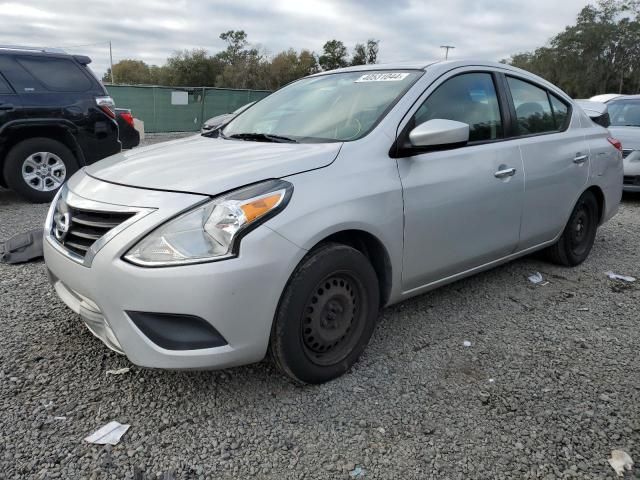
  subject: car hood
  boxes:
[608,126,640,150]
[85,135,342,195]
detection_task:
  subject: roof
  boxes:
[317,59,532,75]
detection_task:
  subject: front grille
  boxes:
[622,149,634,159]
[624,175,640,186]
[52,201,134,258]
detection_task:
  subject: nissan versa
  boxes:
[44,60,623,384]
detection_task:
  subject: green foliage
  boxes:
[102,59,152,84]
[104,32,379,89]
[507,0,640,97]
[319,40,349,71]
[351,40,379,66]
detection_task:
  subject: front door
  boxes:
[397,71,524,291]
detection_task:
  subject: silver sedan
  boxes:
[44,60,623,384]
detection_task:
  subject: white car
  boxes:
[596,95,640,191]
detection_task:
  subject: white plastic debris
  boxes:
[463,340,472,347]
[608,449,633,477]
[488,378,495,383]
[106,367,130,376]
[84,421,130,445]
[528,272,543,283]
[53,416,66,421]
[605,271,636,282]
[527,272,549,285]
[350,466,366,478]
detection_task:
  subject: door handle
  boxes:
[0,103,13,110]
[573,154,588,164]
[494,167,516,179]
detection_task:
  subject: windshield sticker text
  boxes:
[354,72,410,83]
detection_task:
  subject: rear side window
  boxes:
[507,77,558,135]
[0,74,12,94]
[15,56,92,92]
[549,94,569,129]
[414,72,503,142]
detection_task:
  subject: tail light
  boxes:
[119,111,134,128]
[607,137,622,152]
[96,96,115,119]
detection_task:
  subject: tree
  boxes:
[165,49,224,86]
[217,30,250,65]
[102,59,152,84]
[267,49,319,89]
[319,40,348,71]
[351,39,379,66]
[507,0,640,97]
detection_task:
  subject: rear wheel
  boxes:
[270,243,380,384]
[3,137,77,203]
[545,191,599,266]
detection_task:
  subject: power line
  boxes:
[440,45,455,60]
[53,41,111,49]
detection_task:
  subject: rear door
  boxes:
[396,69,524,290]
[502,75,589,249]
[0,57,22,128]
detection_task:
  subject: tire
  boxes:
[270,243,380,384]
[545,191,599,266]
[3,137,77,203]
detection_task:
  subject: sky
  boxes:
[0,0,592,78]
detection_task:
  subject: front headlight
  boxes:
[124,179,292,267]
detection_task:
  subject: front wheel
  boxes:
[3,137,77,203]
[544,191,599,266]
[270,243,380,384]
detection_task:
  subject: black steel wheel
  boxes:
[545,191,599,266]
[270,243,380,384]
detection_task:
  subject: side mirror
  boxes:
[408,119,470,148]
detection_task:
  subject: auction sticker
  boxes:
[355,72,410,82]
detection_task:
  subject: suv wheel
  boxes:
[270,243,380,384]
[3,137,77,203]
[545,191,599,266]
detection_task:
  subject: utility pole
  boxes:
[440,45,455,60]
[109,41,115,84]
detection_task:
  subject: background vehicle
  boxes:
[592,94,640,191]
[0,45,120,203]
[574,100,610,128]
[44,61,622,384]
[201,101,255,134]
[589,93,622,103]
[115,108,140,149]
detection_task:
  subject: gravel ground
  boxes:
[0,136,639,479]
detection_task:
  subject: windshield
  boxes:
[222,70,421,143]
[608,99,640,127]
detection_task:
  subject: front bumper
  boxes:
[44,171,305,369]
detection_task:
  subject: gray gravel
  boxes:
[1,139,639,479]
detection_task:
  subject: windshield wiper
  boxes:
[227,132,298,143]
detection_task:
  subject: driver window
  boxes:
[414,73,503,142]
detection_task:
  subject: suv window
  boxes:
[414,72,503,142]
[15,56,92,92]
[506,77,557,135]
[0,74,12,94]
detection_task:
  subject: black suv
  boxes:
[0,46,120,202]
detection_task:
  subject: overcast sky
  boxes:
[1,0,592,78]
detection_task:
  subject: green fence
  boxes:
[105,85,271,133]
